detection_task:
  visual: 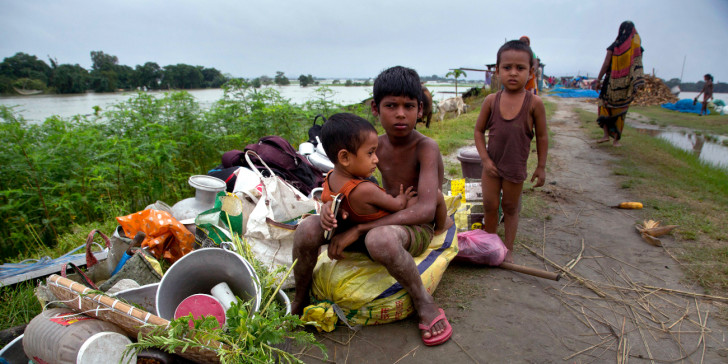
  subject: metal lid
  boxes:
[188,175,226,192]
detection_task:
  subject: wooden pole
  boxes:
[499,262,561,281]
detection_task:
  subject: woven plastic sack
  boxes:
[455,229,507,266]
[303,218,458,331]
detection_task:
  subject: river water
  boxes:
[0,85,470,124]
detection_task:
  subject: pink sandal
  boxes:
[419,308,453,346]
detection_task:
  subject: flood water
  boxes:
[0,84,470,124]
[633,127,728,170]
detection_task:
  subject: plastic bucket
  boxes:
[23,308,136,364]
[156,248,261,320]
[457,146,483,179]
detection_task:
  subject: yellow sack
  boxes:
[302,196,460,331]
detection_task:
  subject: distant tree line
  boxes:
[664,78,728,93]
[0,51,228,95]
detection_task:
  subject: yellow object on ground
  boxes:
[301,195,460,331]
[617,201,643,209]
[450,178,465,203]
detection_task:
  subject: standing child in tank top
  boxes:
[474,40,549,263]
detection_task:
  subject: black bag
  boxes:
[244,136,324,195]
[308,114,326,144]
[207,165,241,192]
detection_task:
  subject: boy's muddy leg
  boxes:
[500,179,524,263]
[291,215,325,315]
[364,226,447,340]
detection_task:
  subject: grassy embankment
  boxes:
[574,105,728,297]
[0,91,555,331]
[630,105,728,137]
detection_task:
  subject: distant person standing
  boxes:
[595,21,644,147]
[694,74,714,116]
[536,58,543,92]
[519,36,538,95]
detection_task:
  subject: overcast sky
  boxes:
[2,0,727,83]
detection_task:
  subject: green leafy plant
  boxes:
[128,299,322,364]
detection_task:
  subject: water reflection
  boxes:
[634,128,728,170]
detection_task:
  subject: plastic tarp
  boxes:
[661,99,710,115]
[550,87,599,98]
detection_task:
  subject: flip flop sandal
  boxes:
[419,308,453,346]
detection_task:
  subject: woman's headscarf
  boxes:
[601,21,644,108]
[609,21,636,50]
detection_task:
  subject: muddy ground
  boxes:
[297,96,728,364]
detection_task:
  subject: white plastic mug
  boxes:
[211,282,236,311]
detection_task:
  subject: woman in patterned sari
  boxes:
[595,21,644,146]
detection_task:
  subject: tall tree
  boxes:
[0,52,52,85]
[90,51,118,71]
[89,51,120,92]
[274,71,290,86]
[298,74,310,87]
[445,69,467,95]
[114,64,134,89]
[135,62,162,89]
[200,67,226,88]
[259,75,273,86]
[51,64,89,94]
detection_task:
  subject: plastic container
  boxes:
[23,308,136,364]
[174,294,226,329]
[457,146,482,179]
[171,175,227,224]
[156,248,262,321]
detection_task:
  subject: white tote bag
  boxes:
[232,166,262,234]
[243,151,320,287]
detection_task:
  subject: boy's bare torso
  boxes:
[377,132,444,199]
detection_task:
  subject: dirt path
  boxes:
[303,96,728,363]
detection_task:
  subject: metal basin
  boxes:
[156,248,261,321]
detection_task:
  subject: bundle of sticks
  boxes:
[632,75,679,106]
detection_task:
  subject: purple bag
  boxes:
[455,229,507,266]
[242,136,324,195]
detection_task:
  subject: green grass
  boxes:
[543,98,557,120]
[0,281,41,329]
[630,105,728,135]
[575,108,728,295]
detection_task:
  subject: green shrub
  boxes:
[0,81,352,260]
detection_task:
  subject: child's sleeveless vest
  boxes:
[322,173,390,223]
[486,91,534,183]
